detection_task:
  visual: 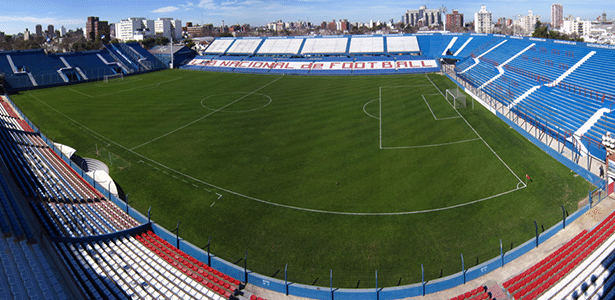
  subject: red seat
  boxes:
[250,296,257,300]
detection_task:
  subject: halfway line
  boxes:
[130,76,283,150]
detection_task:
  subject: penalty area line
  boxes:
[425,74,526,187]
[381,138,481,149]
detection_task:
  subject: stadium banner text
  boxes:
[187,59,438,70]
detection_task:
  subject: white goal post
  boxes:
[103,73,124,83]
[446,88,472,109]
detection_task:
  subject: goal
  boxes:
[103,73,124,83]
[446,88,469,109]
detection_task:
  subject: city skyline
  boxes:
[0,0,613,35]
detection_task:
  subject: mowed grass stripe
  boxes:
[380,85,477,147]
[11,70,593,287]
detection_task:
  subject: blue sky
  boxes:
[0,0,613,35]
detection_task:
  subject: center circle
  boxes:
[200,92,272,113]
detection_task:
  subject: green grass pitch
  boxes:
[11,69,592,287]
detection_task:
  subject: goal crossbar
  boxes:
[103,73,124,83]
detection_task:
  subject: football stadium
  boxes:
[1,32,615,300]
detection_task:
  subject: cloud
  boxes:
[198,0,216,9]
[0,16,56,23]
[152,6,180,13]
[0,16,83,26]
[180,2,196,10]
[240,0,263,5]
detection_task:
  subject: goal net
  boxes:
[446,88,467,109]
[103,73,124,83]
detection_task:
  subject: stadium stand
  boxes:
[0,91,265,299]
[300,37,349,55]
[450,35,614,160]
[0,43,165,92]
[502,209,615,300]
[447,286,492,300]
[226,38,263,55]
[386,35,421,54]
[348,36,385,54]
[256,38,303,55]
[204,39,235,54]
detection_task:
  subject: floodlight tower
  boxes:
[441,6,447,31]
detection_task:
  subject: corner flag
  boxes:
[526,174,533,182]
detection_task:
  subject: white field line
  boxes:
[422,95,461,120]
[379,87,382,149]
[426,74,526,187]
[69,76,183,99]
[68,88,94,98]
[381,138,481,149]
[93,77,144,88]
[363,99,380,120]
[130,76,283,150]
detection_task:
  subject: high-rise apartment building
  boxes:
[117,17,147,41]
[85,16,110,40]
[154,18,182,41]
[47,24,54,38]
[474,5,492,34]
[551,4,564,29]
[403,5,442,27]
[35,24,42,36]
[516,11,541,35]
[85,16,98,40]
[446,10,464,32]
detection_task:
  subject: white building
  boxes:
[474,5,493,34]
[515,11,541,36]
[117,17,147,41]
[116,17,167,41]
[551,4,564,29]
[154,18,182,41]
[172,19,182,40]
[563,17,591,36]
[60,25,66,37]
[24,28,30,41]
